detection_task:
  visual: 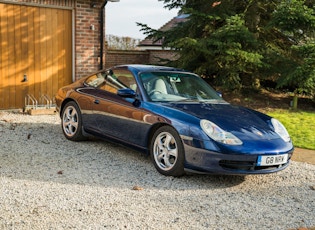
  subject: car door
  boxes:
[91,68,152,148]
[75,72,107,133]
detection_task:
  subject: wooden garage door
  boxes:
[0,3,72,109]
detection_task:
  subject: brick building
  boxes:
[0,0,116,109]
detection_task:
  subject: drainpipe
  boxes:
[100,0,120,70]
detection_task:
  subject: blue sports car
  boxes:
[55,64,294,176]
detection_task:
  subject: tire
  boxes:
[61,101,86,141]
[150,126,185,177]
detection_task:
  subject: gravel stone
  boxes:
[0,111,314,229]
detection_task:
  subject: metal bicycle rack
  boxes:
[24,94,55,111]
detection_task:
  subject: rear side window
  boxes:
[84,69,137,94]
[85,73,106,88]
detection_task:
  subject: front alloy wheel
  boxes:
[61,101,85,141]
[151,126,185,176]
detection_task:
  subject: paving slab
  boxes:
[292,148,315,165]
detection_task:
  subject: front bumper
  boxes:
[183,142,294,175]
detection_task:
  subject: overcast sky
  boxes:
[105,0,178,39]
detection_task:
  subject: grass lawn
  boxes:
[267,110,315,150]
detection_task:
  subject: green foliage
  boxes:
[139,0,315,95]
[270,0,315,98]
[271,0,315,39]
[277,43,315,95]
[268,110,315,150]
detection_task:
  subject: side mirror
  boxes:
[117,88,136,98]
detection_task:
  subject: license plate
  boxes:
[257,154,288,166]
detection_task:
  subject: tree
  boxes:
[106,34,140,50]
[140,0,264,89]
[269,0,315,108]
[139,0,315,101]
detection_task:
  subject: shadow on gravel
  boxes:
[0,121,246,190]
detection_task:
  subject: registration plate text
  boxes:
[257,154,288,166]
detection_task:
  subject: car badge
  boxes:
[256,131,263,136]
[252,128,263,137]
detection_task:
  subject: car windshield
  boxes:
[140,71,225,102]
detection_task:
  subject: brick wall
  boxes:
[105,50,149,68]
[75,0,105,79]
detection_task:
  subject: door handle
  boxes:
[94,99,100,104]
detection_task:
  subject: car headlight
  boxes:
[271,118,291,142]
[200,119,243,145]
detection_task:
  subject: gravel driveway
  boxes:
[0,111,314,229]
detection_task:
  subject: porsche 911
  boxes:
[55,64,294,176]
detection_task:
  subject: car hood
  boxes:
[163,101,279,141]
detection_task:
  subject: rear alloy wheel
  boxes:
[61,101,86,141]
[150,126,185,176]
